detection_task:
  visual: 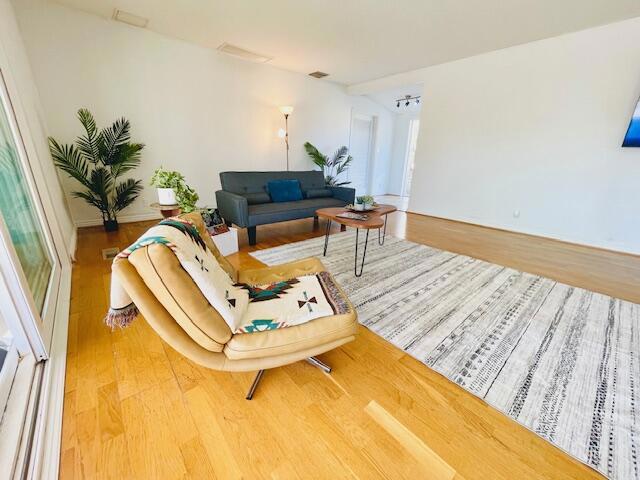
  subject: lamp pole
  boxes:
[278,106,293,171]
[284,113,289,171]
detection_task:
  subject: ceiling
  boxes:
[50,0,640,86]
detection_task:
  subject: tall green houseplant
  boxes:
[49,109,144,231]
[304,142,353,186]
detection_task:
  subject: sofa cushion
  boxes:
[220,171,326,195]
[244,192,271,205]
[305,188,332,199]
[224,310,357,359]
[267,179,303,203]
[248,197,345,226]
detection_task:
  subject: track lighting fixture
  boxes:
[395,94,421,109]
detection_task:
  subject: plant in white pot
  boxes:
[355,195,375,210]
[150,167,199,213]
[150,167,179,205]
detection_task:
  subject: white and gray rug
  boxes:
[251,232,640,480]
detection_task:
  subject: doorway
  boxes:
[348,113,376,196]
[401,118,420,197]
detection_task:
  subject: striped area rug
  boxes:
[250,232,640,479]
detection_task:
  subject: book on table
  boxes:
[336,212,369,221]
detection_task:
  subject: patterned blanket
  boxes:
[106,217,348,334]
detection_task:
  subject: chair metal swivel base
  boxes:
[245,356,332,400]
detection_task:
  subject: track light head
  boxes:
[395,94,421,109]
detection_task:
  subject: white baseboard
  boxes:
[74,211,161,228]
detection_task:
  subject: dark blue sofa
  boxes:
[215,171,355,245]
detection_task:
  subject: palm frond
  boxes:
[332,146,349,162]
[76,108,102,163]
[48,137,91,188]
[89,167,114,213]
[304,142,328,169]
[101,117,131,164]
[333,180,352,186]
[113,178,142,213]
[110,142,144,178]
[336,155,352,175]
[72,190,106,212]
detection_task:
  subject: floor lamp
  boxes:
[278,106,293,170]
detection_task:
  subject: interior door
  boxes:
[348,113,375,195]
[0,70,61,359]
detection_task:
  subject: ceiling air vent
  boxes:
[309,71,329,79]
[112,9,149,28]
[217,43,272,63]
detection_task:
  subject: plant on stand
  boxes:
[304,142,353,186]
[49,109,144,232]
[150,166,199,213]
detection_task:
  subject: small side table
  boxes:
[211,227,239,256]
[150,202,180,218]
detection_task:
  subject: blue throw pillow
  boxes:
[267,180,303,203]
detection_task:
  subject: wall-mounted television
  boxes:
[622,97,640,147]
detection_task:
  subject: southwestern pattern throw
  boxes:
[251,232,640,480]
[106,217,345,334]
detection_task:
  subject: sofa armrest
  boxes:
[328,186,356,204]
[215,190,249,227]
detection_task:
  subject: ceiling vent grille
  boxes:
[112,9,149,28]
[217,43,272,63]
[309,71,329,79]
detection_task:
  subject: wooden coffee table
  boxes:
[316,204,397,277]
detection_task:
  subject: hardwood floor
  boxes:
[61,212,640,479]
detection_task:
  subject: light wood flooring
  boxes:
[62,211,640,479]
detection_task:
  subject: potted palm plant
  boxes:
[303,142,353,186]
[49,109,144,231]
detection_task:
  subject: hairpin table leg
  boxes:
[378,214,388,246]
[354,228,370,277]
[323,219,332,256]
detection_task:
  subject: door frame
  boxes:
[400,117,420,198]
[348,110,377,195]
[0,39,72,478]
[0,70,62,358]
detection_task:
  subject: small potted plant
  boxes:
[355,195,375,211]
[150,167,199,212]
[150,167,179,205]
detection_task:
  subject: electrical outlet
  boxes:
[513,210,520,218]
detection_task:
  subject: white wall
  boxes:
[13,0,394,226]
[397,18,640,254]
[0,0,75,255]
